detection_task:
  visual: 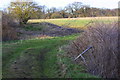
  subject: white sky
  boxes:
[0,0,120,10]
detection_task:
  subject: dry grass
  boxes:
[66,22,119,78]
[2,13,18,41]
[29,16,118,21]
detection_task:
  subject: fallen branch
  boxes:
[74,46,93,61]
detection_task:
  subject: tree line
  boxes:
[42,2,118,19]
[4,0,118,25]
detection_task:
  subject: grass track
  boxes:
[3,17,115,78]
[2,34,98,78]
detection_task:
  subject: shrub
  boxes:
[23,25,42,31]
[66,22,119,78]
[2,13,18,41]
[51,12,63,19]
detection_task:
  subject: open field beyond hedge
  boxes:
[2,17,118,78]
[28,17,117,29]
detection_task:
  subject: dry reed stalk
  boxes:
[67,22,119,78]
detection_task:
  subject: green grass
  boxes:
[28,17,117,29]
[2,34,98,78]
[28,19,92,29]
[23,24,43,31]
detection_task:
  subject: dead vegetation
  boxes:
[2,13,18,41]
[65,22,119,78]
[16,22,81,40]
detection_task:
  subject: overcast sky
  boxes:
[0,0,120,10]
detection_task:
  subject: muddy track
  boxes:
[16,22,81,40]
[3,48,50,78]
[39,48,48,78]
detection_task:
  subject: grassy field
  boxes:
[2,34,97,78]
[3,17,117,78]
[28,17,117,29]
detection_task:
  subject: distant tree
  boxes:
[58,9,69,18]
[41,5,47,13]
[72,2,83,11]
[40,5,47,19]
[45,9,52,19]
[8,0,42,25]
[65,4,74,18]
[49,7,57,13]
[51,12,63,18]
[65,2,83,18]
[80,5,91,17]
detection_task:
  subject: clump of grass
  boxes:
[66,22,119,78]
[23,24,43,31]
